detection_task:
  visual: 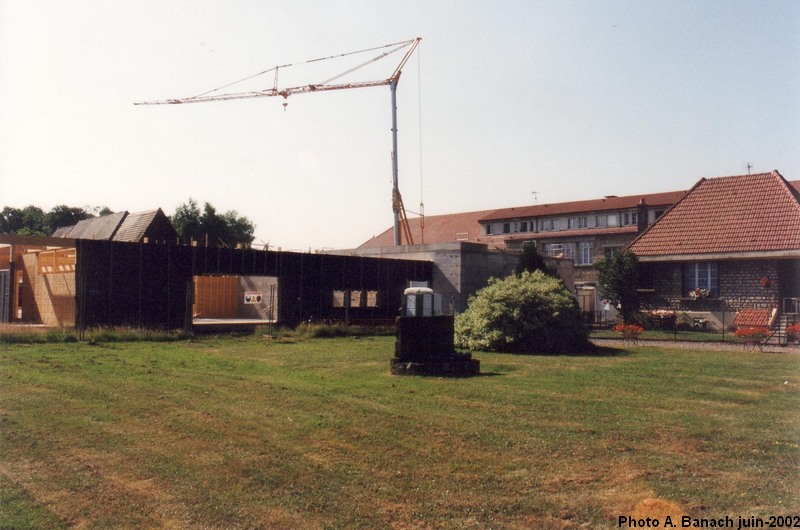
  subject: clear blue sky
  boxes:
[1,1,798,250]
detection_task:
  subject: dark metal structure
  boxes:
[74,240,431,330]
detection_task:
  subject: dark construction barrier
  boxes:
[75,240,432,330]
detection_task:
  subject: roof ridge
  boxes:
[768,170,800,217]
[628,171,800,257]
[624,177,707,251]
[107,211,129,241]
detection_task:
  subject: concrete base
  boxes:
[392,315,480,376]
[390,352,480,376]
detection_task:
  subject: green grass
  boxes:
[591,328,735,342]
[1,336,798,529]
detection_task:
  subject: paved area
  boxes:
[593,337,800,354]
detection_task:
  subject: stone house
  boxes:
[627,171,800,332]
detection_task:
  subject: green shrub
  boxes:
[455,270,592,354]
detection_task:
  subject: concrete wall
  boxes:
[341,242,575,314]
[238,276,278,320]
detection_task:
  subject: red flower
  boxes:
[734,327,769,339]
[614,323,644,335]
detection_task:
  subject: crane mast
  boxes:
[135,38,421,246]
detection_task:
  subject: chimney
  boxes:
[637,199,649,233]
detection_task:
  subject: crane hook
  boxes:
[282,94,289,111]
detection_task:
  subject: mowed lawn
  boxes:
[1,335,798,529]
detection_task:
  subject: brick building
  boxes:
[628,170,800,331]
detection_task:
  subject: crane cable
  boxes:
[188,39,417,101]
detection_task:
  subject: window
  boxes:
[485,224,494,235]
[622,212,638,226]
[551,219,560,231]
[366,291,378,307]
[546,243,563,257]
[332,290,364,308]
[577,242,593,265]
[568,217,577,230]
[607,214,619,227]
[332,291,346,308]
[503,222,511,234]
[578,216,588,229]
[685,262,719,297]
[547,243,576,259]
[604,246,623,259]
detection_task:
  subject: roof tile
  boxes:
[628,171,800,256]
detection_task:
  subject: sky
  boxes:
[1,1,798,250]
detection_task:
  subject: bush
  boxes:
[455,270,592,354]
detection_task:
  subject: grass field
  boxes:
[1,335,798,529]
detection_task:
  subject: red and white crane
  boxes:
[135,37,422,246]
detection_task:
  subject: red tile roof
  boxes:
[733,308,774,327]
[358,209,497,249]
[628,171,800,258]
[480,190,686,222]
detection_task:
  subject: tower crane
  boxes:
[135,37,421,246]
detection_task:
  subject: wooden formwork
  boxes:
[193,275,239,319]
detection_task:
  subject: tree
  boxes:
[1,204,112,236]
[171,198,256,247]
[0,206,47,236]
[44,205,92,234]
[219,209,255,247]
[172,198,203,244]
[454,270,592,354]
[595,250,641,323]
[514,241,556,277]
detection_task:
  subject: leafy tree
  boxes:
[1,205,112,236]
[514,241,556,277]
[219,209,255,247]
[44,205,92,234]
[1,206,47,236]
[595,250,640,323]
[172,199,203,243]
[172,198,255,247]
[454,270,592,354]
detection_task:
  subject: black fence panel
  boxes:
[0,268,11,323]
[76,240,192,329]
[76,241,432,330]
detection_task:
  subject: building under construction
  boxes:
[0,234,431,331]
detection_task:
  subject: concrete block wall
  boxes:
[642,260,781,312]
[719,260,780,311]
[345,242,573,315]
